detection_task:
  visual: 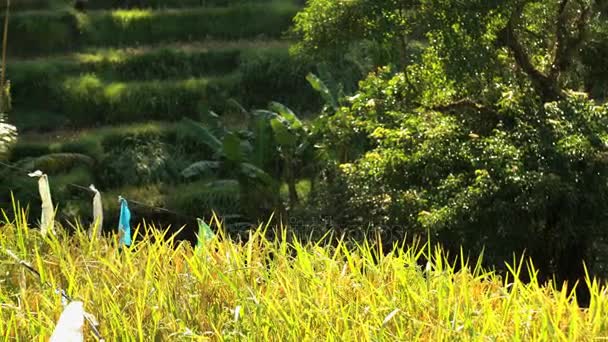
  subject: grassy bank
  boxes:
[0,213,607,340]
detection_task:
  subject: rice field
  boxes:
[0,206,608,340]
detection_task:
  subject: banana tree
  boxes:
[255,102,313,209]
[180,113,280,219]
[182,100,313,217]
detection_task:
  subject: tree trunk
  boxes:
[286,159,299,208]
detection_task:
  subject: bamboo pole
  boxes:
[1,0,9,112]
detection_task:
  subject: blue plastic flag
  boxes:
[118,197,131,247]
[196,218,215,249]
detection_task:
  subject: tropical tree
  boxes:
[181,110,280,221]
[299,0,608,290]
[262,101,313,208]
[181,101,314,219]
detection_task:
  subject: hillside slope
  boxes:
[1,0,316,233]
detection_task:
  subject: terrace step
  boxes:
[11,74,241,129]
[10,121,179,160]
[9,40,315,132]
[5,0,296,12]
[6,4,298,56]
[9,40,288,82]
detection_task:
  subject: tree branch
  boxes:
[550,0,590,80]
[497,0,562,102]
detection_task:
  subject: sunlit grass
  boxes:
[110,9,154,24]
[0,206,608,340]
[61,73,235,96]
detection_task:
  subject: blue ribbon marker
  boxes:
[118,196,132,247]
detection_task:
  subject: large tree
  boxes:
[298,0,608,294]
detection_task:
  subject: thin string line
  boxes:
[0,247,105,341]
[0,160,199,221]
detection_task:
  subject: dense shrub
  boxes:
[99,138,183,187]
[94,123,212,187]
[1,121,220,222]
[9,122,191,162]
[53,136,104,159]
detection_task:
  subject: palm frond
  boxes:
[181,118,223,155]
[269,101,303,129]
[306,72,337,110]
[240,162,275,186]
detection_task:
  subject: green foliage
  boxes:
[9,43,278,88]
[1,0,310,229]
[9,141,51,160]
[2,122,217,220]
[306,73,337,111]
[581,22,608,101]
[302,0,608,283]
[291,0,416,65]
[1,0,51,11]
[180,100,316,217]
[181,114,280,219]
[313,68,608,277]
[291,0,425,91]
[100,138,183,187]
[222,132,243,162]
[181,116,277,181]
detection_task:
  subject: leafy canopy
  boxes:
[299,0,608,279]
